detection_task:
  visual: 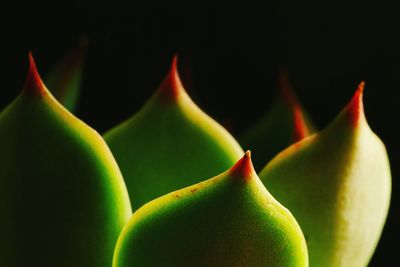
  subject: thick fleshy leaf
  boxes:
[0,54,132,266]
[104,56,244,211]
[260,82,391,267]
[113,152,308,267]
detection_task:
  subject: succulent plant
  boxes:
[259,83,391,267]
[113,151,308,267]
[0,54,132,266]
[0,50,392,267]
[104,56,244,211]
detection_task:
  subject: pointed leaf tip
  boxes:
[346,81,365,126]
[292,106,309,141]
[278,69,311,141]
[158,55,184,101]
[229,151,256,180]
[171,54,178,72]
[23,52,47,96]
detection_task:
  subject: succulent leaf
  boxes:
[113,152,308,267]
[0,54,132,267]
[104,56,244,211]
[260,82,391,267]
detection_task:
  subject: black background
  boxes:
[1,3,399,266]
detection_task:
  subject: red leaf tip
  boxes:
[229,151,256,180]
[157,54,184,101]
[278,69,310,142]
[171,54,178,73]
[346,81,365,127]
[292,106,309,141]
[23,52,48,96]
